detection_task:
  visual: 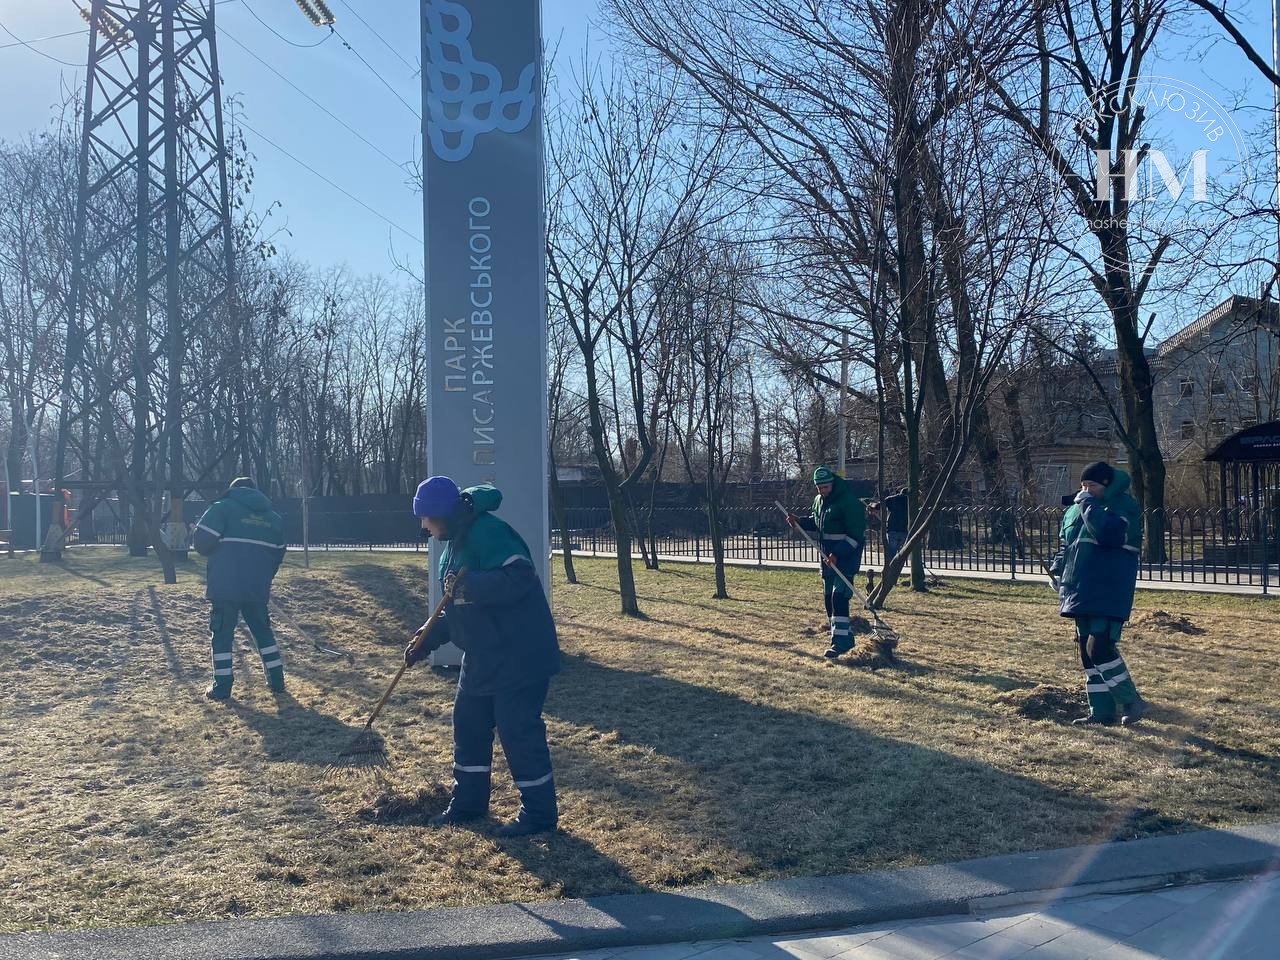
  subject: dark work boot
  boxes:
[205,682,231,701]
[1120,696,1148,726]
[1072,713,1116,726]
[427,804,485,828]
[495,817,556,838]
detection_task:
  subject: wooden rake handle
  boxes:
[774,500,863,599]
[357,578,457,732]
[774,500,893,631]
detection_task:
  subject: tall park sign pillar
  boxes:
[420,0,548,663]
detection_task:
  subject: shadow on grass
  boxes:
[146,585,192,684]
[500,830,649,900]
[50,560,112,587]
[1130,718,1280,772]
[334,562,429,636]
[233,693,368,765]
[569,615,932,682]
[956,671,1038,693]
[545,652,1193,872]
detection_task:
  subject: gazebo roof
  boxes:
[1205,421,1280,463]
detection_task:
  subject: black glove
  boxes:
[404,620,434,667]
[443,570,464,601]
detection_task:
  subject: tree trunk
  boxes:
[548,451,577,584]
[581,322,640,615]
[1003,380,1035,505]
[1100,231,1167,563]
[707,480,728,599]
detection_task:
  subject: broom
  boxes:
[339,577,457,757]
[775,501,900,662]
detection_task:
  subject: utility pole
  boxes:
[1273,0,1280,290]
[838,330,849,476]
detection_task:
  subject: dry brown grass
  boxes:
[1,550,1278,934]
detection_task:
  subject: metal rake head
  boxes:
[339,727,386,758]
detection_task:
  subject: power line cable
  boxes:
[235,116,421,243]
[333,29,420,120]
[0,18,82,67]
[333,0,416,74]
[241,0,332,48]
[0,29,85,52]
[219,26,409,175]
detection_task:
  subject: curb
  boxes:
[3,822,1278,960]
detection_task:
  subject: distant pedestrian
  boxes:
[403,477,561,837]
[877,485,910,561]
[1049,461,1148,726]
[193,478,287,700]
[786,466,866,659]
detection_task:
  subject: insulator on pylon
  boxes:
[293,0,336,27]
[73,1,132,49]
[311,0,336,25]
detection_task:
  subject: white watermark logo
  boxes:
[422,0,537,162]
[1057,76,1249,262]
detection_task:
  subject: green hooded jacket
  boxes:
[1051,468,1142,621]
[431,485,560,694]
[796,474,866,576]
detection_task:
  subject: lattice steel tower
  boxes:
[51,0,237,559]
[51,1,333,560]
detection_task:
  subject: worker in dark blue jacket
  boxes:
[193,478,287,700]
[1050,461,1148,726]
[404,476,560,837]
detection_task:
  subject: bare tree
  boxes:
[545,60,731,615]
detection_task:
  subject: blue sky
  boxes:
[0,0,601,278]
[0,1,1275,284]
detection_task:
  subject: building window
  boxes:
[1241,416,1258,429]
[1210,377,1227,397]
[1179,378,1195,399]
[1240,374,1259,395]
[1210,418,1228,437]
[1181,420,1195,439]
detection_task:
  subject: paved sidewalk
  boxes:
[524,872,1280,960]
[3,823,1277,960]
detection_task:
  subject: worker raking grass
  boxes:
[404,476,562,838]
[785,466,866,659]
[193,477,288,701]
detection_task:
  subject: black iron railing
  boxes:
[554,505,1279,593]
[63,503,1278,592]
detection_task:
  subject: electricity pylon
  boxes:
[47,0,332,561]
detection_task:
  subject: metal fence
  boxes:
[63,503,1279,592]
[555,505,1280,593]
[68,510,427,552]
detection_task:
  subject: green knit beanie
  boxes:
[812,465,837,485]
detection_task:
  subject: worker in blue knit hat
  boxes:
[404,475,561,837]
[786,465,866,659]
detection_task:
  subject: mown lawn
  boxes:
[1,549,1277,933]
